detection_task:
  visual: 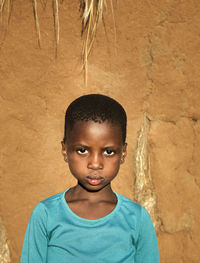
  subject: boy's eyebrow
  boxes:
[103,145,118,149]
[72,144,89,148]
[72,143,119,149]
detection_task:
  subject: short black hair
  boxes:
[63,94,127,143]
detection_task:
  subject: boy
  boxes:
[21,94,160,263]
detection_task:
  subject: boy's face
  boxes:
[62,120,127,192]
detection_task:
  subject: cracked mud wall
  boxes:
[0,218,11,263]
[134,114,161,231]
[0,0,200,262]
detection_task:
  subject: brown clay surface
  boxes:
[0,0,200,262]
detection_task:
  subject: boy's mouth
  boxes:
[86,175,104,186]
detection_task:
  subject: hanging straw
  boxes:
[52,0,60,57]
[1,0,115,85]
[0,0,13,45]
[0,0,13,27]
[81,0,116,85]
[81,0,105,85]
[32,0,60,54]
[32,0,41,47]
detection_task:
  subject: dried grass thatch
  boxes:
[32,0,60,55]
[0,0,12,19]
[0,0,12,44]
[0,0,60,54]
[32,0,41,47]
[81,0,116,84]
[1,0,115,84]
[81,0,105,84]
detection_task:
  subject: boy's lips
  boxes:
[86,175,104,186]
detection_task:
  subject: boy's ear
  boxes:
[61,141,68,162]
[120,143,127,164]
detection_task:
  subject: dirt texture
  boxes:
[0,0,200,262]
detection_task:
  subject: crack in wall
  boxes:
[141,33,156,104]
[187,121,200,189]
[134,114,161,231]
[146,34,155,88]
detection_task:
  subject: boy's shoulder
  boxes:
[117,192,145,215]
[117,193,152,229]
[117,192,140,206]
[33,190,66,213]
[41,191,64,203]
[41,191,65,206]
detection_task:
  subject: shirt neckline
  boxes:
[61,189,121,225]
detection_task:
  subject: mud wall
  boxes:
[0,0,200,262]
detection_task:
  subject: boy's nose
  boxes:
[87,152,103,170]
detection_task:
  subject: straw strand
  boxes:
[52,0,60,57]
[82,0,106,85]
[32,0,41,47]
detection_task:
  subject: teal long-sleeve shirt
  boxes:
[21,190,160,263]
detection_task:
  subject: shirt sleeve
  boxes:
[20,202,48,263]
[135,207,160,263]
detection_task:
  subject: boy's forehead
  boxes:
[69,120,119,131]
[66,120,123,141]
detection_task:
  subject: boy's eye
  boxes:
[104,149,115,156]
[76,148,88,155]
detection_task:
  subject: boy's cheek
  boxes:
[68,155,86,163]
[105,157,121,165]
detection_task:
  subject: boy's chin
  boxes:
[78,181,110,192]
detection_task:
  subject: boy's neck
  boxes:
[68,183,116,203]
[65,183,118,220]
